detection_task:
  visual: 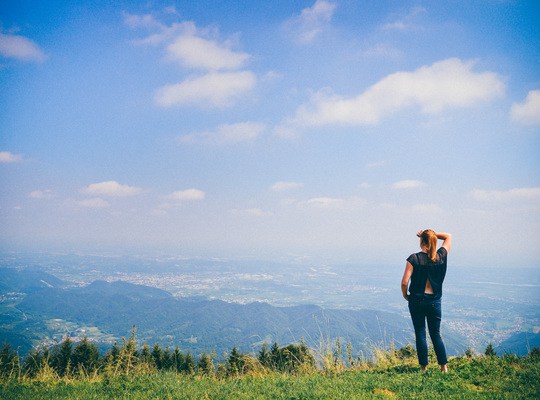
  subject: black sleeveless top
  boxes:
[407,247,448,300]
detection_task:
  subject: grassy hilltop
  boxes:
[1,341,538,400]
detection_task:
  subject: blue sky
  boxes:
[0,0,539,267]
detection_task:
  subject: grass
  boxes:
[2,354,539,399]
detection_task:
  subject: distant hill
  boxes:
[496,332,540,356]
[0,268,64,292]
[0,270,470,358]
[13,279,468,358]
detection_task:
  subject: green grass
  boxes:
[2,355,539,399]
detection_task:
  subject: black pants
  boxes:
[408,294,448,366]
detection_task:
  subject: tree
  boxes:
[258,343,271,368]
[485,343,496,357]
[0,343,20,378]
[51,336,73,376]
[227,347,242,375]
[139,343,152,366]
[198,352,214,376]
[269,342,281,370]
[107,342,120,363]
[151,343,163,370]
[279,342,315,373]
[161,347,173,371]
[172,347,184,373]
[22,348,44,378]
[183,352,196,374]
[72,337,100,374]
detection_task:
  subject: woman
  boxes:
[401,229,452,372]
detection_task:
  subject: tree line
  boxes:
[0,328,314,380]
[1,328,537,382]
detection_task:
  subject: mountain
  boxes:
[0,268,64,292]
[496,332,540,356]
[12,279,419,357]
[1,271,468,358]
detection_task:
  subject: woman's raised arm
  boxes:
[435,232,452,253]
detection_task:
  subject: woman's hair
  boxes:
[420,229,438,262]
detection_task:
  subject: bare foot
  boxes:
[421,365,427,372]
[440,364,448,373]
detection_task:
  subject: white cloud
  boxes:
[284,0,336,44]
[167,188,205,201]
[155,71,256,108]
[132,21,196,46]
[123,12,165,30]
[412,203,443,213]
[29,190,54,199]
[0,151,22,163]
[271,181,304,192]
[166,35,250,70]
[393,180,426,189]
[82,181,142,197]
[291,58,504,127]
[78,198,110,208]
[511,90,540,125]
[0,32,46,62]
[273,124,301,139]
[181,122,265,144]
[471,187,540,202]
[127,13,256,108]
[382,6,426,31]
[366,160,386,169]
[231,208,273,217]
[306,197,346,208]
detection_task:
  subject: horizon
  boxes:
[1,1,539,268]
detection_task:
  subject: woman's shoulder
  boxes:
[406,252,420,263]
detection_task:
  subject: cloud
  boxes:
[167,188,205,201]
[166,35,250,70]
[392,180,426,189]
[412,203,443,213]
[511,90,540,125]
[290,58,504,127]
[0,32,46,62]
[362,43,404,59]
[284,0,336,44]
[0,151,22,163]
[78,198,110,208]
[271,181,304,192]
[123,12,165,30]
[306,197,346,209]
[82,181,142,197]
[471,187,540,202]
[29,190,54,199]
[231,208,273,217]
[123,11,199,47]
[366,160,386,169]
[126,12,257,109]
[273,124,301,139]
[180,122,265,144]
[155,71,256,108]
[382,6,426,31]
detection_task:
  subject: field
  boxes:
[2,354,539,399]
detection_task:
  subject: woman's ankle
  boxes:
[440,364,448,372]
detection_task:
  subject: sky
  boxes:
[0,0,539,267]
